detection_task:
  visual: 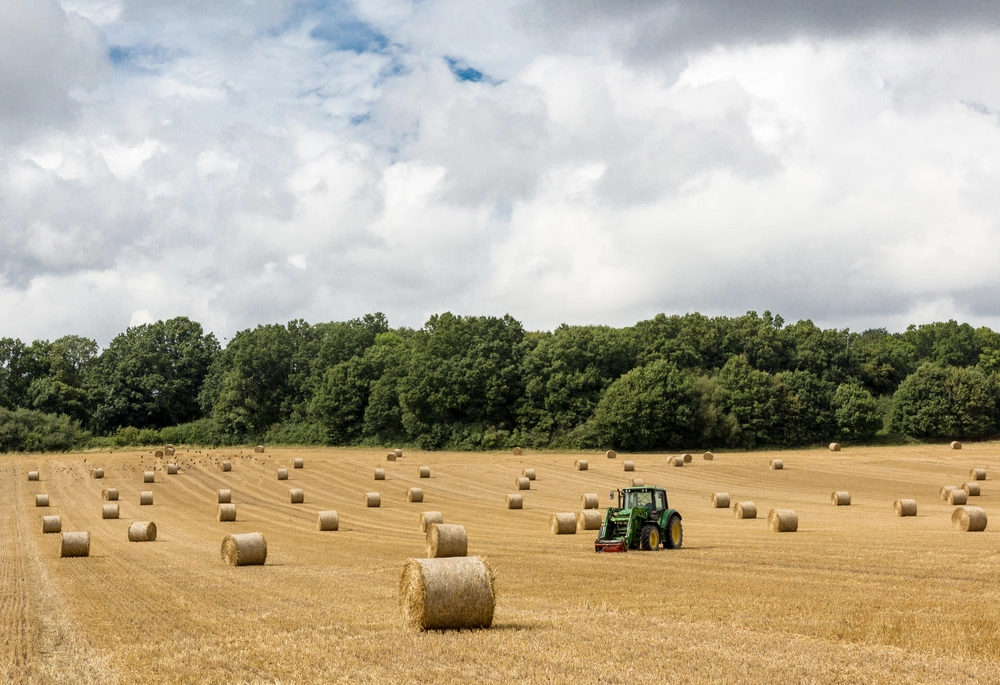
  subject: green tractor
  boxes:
[594,486,682,552]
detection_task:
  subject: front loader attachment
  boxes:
[594,538,627,553]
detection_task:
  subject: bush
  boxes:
[263,421,327,446]
[0,408,84,453]
[889,364,997,440]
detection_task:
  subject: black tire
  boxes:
[639,524,661,551]
[664,514,683,549]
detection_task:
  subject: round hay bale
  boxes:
[102,488,118,501]
[576,509,603,531]
[671,457,684,467]
[143,471,154,483]
[940,485,958,500]
[829,443,842,452]
[277,468,288,480]
[218,489,231,504]
[408,487,424,503]
[581,493,599,509]
[27,471,39,481]
[128,521,156,542]
[963,482,981,497]
[365,492,381,507]
[221,532,267,566]
[630,478,644,487]
[522,468,535,480]
[948,489,968,505]
[165,444,173,449]
[970,468,986,481]
[60,532,90,558]
[703,452,714,461]
[317,511,339,531]
[139,491,153,506]
[733,502,757,519]
[166,463,178,475]
[894,499,917,517]
[399,556,495,630]
[683,453,693,463]
[418,466,430,478]
[952,506,987,532]
[711,493,730,509]
[386,453,397,462]
[220,461,232,472]
[768,509,798,532]
[374,468,385,480]
[35,494,49,507]
[420,511,443,533]
[289,488,304,504]
[550,512,577,535]
[218,503,237,522]
[951,441,962,450]
[394,448,403,458]
[831,491,851,506]
[91,468,104,479]
[293,458,303,469]
[516,477,530,490]
[41,516,61,534]
[623,460,635,472]
[505,494,523,510]
[575,460,588,471]
[606,450,617,459]
[426,523,468,558]
[102,504,119,519]
[512,447,522,456]
[154,450,164,458]
[769,459,784,470]
[164,447,174,457]
[254,445,265,453]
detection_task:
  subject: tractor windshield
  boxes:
[624,490,653,510]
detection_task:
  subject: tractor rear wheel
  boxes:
[639,524,660,551]
[665,514,683,549]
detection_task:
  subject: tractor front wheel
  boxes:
[639,524,660,551]
[665,514,683,549]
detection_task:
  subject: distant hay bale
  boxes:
[768,509,798,532]
[522,468,535,480]
[394,449,403,458]
[374,468,385,480]
[293,458,303,469]
[128,521,157,542]
[139,491,153,506]
[550,512,577,534]
[254,445,265,453]
[711,493,730,508]
[91,468,104,479]
[576,509,603,530]
[408,487,424,503]
[418,466,431,478]
[683,453,692,463]
[35,494,49,507]
[154,450,164,458]
[166,463,178,475]
[426,523,468,558]
[963,482,981,497]
[143,471,154,483]
[623,461,635,472]
[505,494,523,509]
[894,499,917,517]
[940,486,958,500]
[575,460,588,471]
[317,511,339,531]
[829,443,841,452]
[28,471,39,481]
[671,457,684,467]
[769,459,783,470]
[513,447,522,456]
[220,461,232,472]
[703,452,714,461]
[289,488,304,504]
[165,447,174,457]
[102,488,118,501]
[399,557,495,631]
[420,511,443,532]
[733,502,757,519]
[952,506,987,532]
[365,492,381,507]
[386,453,397,461]
[221,532,267,566]
[102,504,119,519]
[606,450,617,459]
[581,493,599,509]
[516,477,530,490]
[41,516,61,534]
[60,532,90,558]
[831,491,851,506]
[165,444,174,450]
[947,489,968,505]
[277,468,288,480]
[218,503,237,522]
[970,468,986,481]
[631,478,644,487]
[218,489,231,504]
[951,441,962,450]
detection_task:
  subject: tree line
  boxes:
[2,311,999,452]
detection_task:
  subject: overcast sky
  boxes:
[2,1,999,344]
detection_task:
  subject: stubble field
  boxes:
[2,443,999,684]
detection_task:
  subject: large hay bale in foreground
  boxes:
[61,532,90,558]
[831,491,851,506]
[947,489,968,505]
[505,494,523,510]
[426,523,467,558]
[218,489,231,504]
[317,511,339,531]
[289,488,304,504]
[365,492,381,507]
[963,482,981,497]
[768,509,798,532]
[386,453,397,462]
[418,466,431,479]
[581,493,599,509]
[139,491,153,506]
[128,521,157,542]
[220,461,232,472]
[894,499,917,517]
[408,487,424,503]
[420,511,443,533]
[512,447,522,456]
[683,453,692,463]
[575,460,588,471]
[293,458,303,469]
[577,509,602,530]
[91,468,104,479]
[254,445,265,453]
[277,468,288,481]
[218,503,237,522]
[623,461,635,472]
[769,459,783,470]
[399,557,495,631]
[703,452,714,461]
[102,504,119,519]
[516,477,530,491]
[550,513,577,534]
[42,516,61,534]
[143,471,154,483]
[711,493,730,509]
[102,488,118,501]
[606,450,616,459]
[630,478,644,487]
[951,441,962,450]
[221,532,267,566]
[522,468,536,480]
[733,502,756,519]
[940,486,957,500]
[670,457,684,467]
[27,471,39,481]
[374,468,385,480]
[970,468,986,481]
[829,443,841,452]
[35,494,49,507]
[952,506,987,532]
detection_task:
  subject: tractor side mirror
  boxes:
[609,490,614,499]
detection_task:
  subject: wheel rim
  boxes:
[671,521,681,545]
[649,529,659,548]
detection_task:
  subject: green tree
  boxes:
[774,370,835,446]
[889,364,997,440]
[832,383,882,442]
[718,355,780,448]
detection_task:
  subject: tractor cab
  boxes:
[595,486,682,553]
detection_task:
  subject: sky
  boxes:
[2,1,1000,345]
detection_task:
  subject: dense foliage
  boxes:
[2,311,999,452]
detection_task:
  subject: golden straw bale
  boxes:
[293,458,303,469]
[522,468,535,480]
[505,494,523,510]
[831,491,851,506]
[623,461,635,472]
[516,477,530,490]
[102,488,118,501]
[948,489,968,505]
[768,509,798,532]
[606,450,617,459]
[671,457,684,467]
[164,448,174,457]
[963,482,981,497]
[218,489,231,504]
[408,487,424,503]
[940,486,957,500]
[154,450,164,458]
[254,445,265,453]
[289,488,304,504]
[683,453,692,463]
[102,504,119,519]
[91,468,104,479]
[41,516,61,534]
[35,494,49,507]
[277,468,288,480]
[386,453,397,461]
[951,441,962,450]
[576,509,603,531]
[317,511,339,531]
[418,466,430,478]
[128,521,156,542]
[220,461,232,472]
[733,502,756,519]
[374,468,385,480]
[166,463,178,475]
[894,499,917,517]
[581,493,599,509]
[27,471,39,481]
[218,503,237,522]
[703,452,714,460]
[139,491,153,506]
[221,532,267,565]
[970,468,986,481]
[394,448,403,458]
[575,460,588,471]
[512,447,522,456]
[711,493,730,508]
[769,459,783,470]
[426,523,468,558]
[60,532,90,558]
[631,478,644,487]
[365,492,381,507]
[550,512,577,534]
[952,506,987,532]
[399,557,495,631]
[829,443,841,451]
[420,511,443,532]
[143,471,154,483]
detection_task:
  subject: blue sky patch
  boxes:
[445,57,499,84]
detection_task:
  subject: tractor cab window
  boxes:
[654,491,666,511]
[625,490,653,510]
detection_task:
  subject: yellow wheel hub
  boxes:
[649,529,659,548]
[671,522,681,545]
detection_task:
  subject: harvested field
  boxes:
[2,443,1000,683]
